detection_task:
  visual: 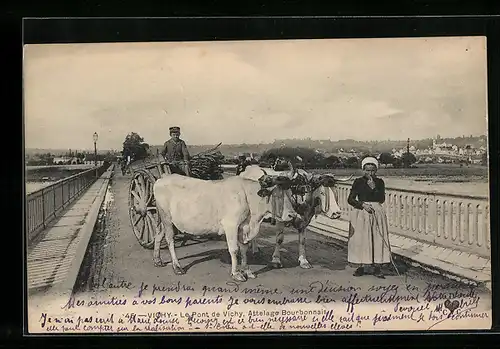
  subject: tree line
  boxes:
[120,132,418,169]
[256,147,417,169]
[120,132,488,169]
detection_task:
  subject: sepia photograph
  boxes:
[24,37,491,333]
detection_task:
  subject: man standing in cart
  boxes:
[161,126,192,176]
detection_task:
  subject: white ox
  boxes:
[152,172,298,282]
[239,163,352,269]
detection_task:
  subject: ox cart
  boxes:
[127,147,226,249]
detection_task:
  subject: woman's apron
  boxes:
[347,202,391,265]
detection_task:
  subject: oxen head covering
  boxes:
[169,126,181,134]
[361,156,379,169]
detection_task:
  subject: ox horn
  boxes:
[261,169,268,176]
[332,174,354,182]
[288,160,296,179]
[273,158,279,169]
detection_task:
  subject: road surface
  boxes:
[59,168,491,331]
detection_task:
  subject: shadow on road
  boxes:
[165,222,412,278]
[171,239,352,277]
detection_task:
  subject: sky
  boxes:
[23,37,488,151]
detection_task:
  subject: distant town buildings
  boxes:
[389,136,486,164]
[318,135,487,166]
[52,156,82,165]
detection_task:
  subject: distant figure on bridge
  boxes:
[347,156,391,279]
[120,153,132,175]
[161,126,191,177]
[235,154,251,175]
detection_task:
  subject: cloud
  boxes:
[23,37,488,150]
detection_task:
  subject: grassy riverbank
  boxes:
[310,164,488,181]
[309,164,489,197]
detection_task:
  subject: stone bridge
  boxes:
[25,163,491,299]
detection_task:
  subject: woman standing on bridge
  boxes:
[347,156,391,279]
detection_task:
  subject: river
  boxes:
[25,166,91,195]
[25,182,57,195]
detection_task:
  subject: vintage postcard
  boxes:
[24,37,491,333]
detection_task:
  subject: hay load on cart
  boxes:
[127,143,227,249]
[188,144,225,180]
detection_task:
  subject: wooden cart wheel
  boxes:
[128,170,168,249]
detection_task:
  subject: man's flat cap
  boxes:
[169,126,181,133]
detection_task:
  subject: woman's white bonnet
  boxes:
[361,156,379,169]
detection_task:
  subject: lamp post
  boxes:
[406,137,410,168]
[93,132,98,177]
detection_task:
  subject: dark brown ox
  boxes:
[239,159,352,269]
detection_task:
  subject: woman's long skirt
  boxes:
[347,202,391,266]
